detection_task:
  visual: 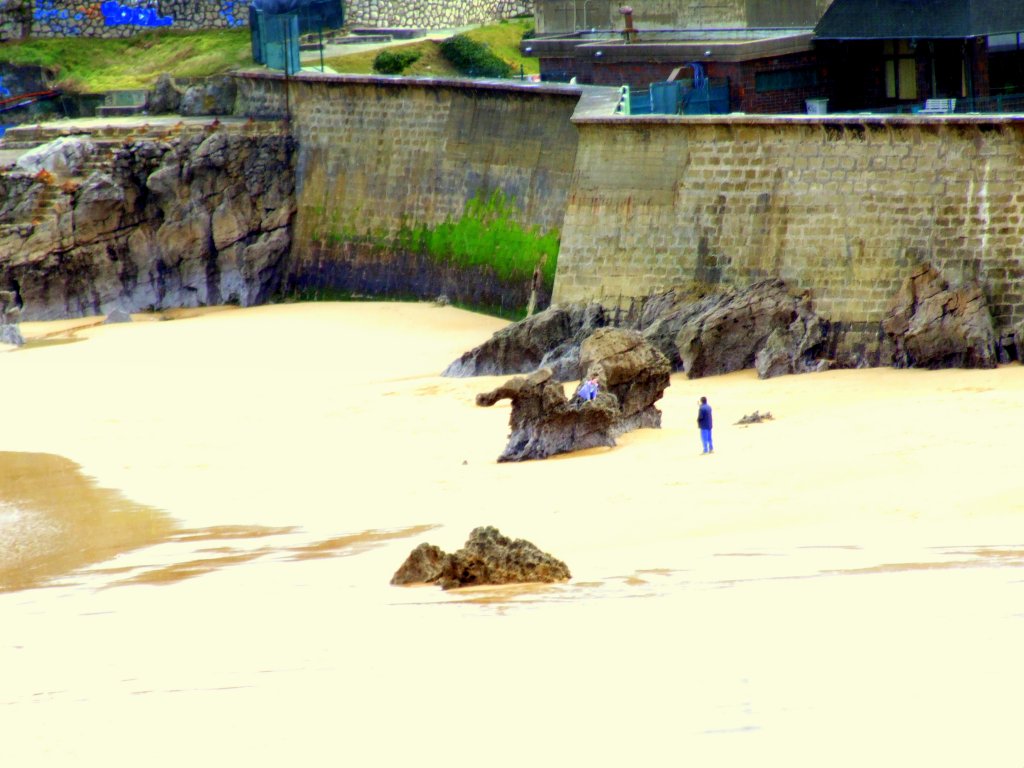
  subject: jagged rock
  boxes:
[881,264,997,369]
[146,73,182,115]
[390,542,447,585]
[0,133,296,320]
[445,281,829,382]
[0,324,23,345]
[672,280,822,378]
[391,526,571,590]
[476,368,619,461]
[15,136,96,179]
[755,295,831,378]
[736,411,773,425]
[104,308,132,324]
[476,332,668,461]
[578,327,671,432]
[0,290,23,346]
[179,76,237,117]
[442,302,606,380]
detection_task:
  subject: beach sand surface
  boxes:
[1,302,1023,767]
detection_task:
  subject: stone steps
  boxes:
[96,104,148,117]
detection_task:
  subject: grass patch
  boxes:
[0,29,253,91]
[465,18,537,76]
[324,40,458,78]
[322,18,538,78]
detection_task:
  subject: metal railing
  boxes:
[836,92,1024,115]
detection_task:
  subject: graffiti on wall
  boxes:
[27,0,250,33]
[101,0,172,25]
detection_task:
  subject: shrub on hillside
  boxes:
[439,34,512,79]
[373,49,422,75]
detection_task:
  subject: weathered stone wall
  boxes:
[554,114,1024,352]
[279,72,579,313]
[16,0,248,37]
[0,0,530,39]
[347,0,531,29]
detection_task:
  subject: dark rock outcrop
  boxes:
[443,302,607,380]
[103,308,132,324]
[881,264,997,369]
[391,526,571,590]
[146,73,183,115]
[579,327,671,432]
[476,368,620,461]
[477,329,669,461]
[179,76,238,117]
[0,289,23,345]
[0,129,295,320]
[668,280,828,378]
[445,279,829,382]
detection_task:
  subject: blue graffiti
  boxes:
[0,76,10,99]
[220,0,248,27]
[33,0,82,32]
[101,1,173,26]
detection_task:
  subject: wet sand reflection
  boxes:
[1,451,441,591]
[0,452,174,592]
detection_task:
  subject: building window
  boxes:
[884,40,918,100]
[755,67,819,93]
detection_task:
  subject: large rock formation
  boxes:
[0,128,295,320]
[476,368,620,461]
[579,327,671,432]
[0,289,23,346]
[391,526,571,590]
[476,328,669,461]
[881,264,997,369]
[645,280,829,378]
[445,279,829,381]
[443,301,607,380]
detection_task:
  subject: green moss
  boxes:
[397,190,559,286]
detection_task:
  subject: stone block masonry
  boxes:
[276,72,579,314]
[1,0,531,39]
[554,114,1024,353]
[347,0,532,29]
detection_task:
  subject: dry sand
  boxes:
[1,302,1023,767]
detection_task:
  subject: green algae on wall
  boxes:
[396,190,560,287]
[304,189,561,316]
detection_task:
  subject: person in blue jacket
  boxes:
[574,373,600,404]
[697,396,713,454]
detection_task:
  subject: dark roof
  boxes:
[815,0,1024,39]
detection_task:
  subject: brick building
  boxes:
[814,0,1024,112]
[525,0,836,113]
[524,0,1024,114]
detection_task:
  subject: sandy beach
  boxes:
[2,302,1023,767]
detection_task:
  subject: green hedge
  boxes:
[438,34,511,79]
[372,49,422,75]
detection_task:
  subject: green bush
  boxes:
[438,34,512,78]
[372,49,422,75]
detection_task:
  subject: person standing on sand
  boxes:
[697,396,713,454]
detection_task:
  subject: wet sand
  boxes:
[2,302,1024,767]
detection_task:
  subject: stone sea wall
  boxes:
[554,114,1024,354]
[277,73,579,314]
[0,0,530,39]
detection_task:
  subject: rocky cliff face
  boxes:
[0,126,295,320]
